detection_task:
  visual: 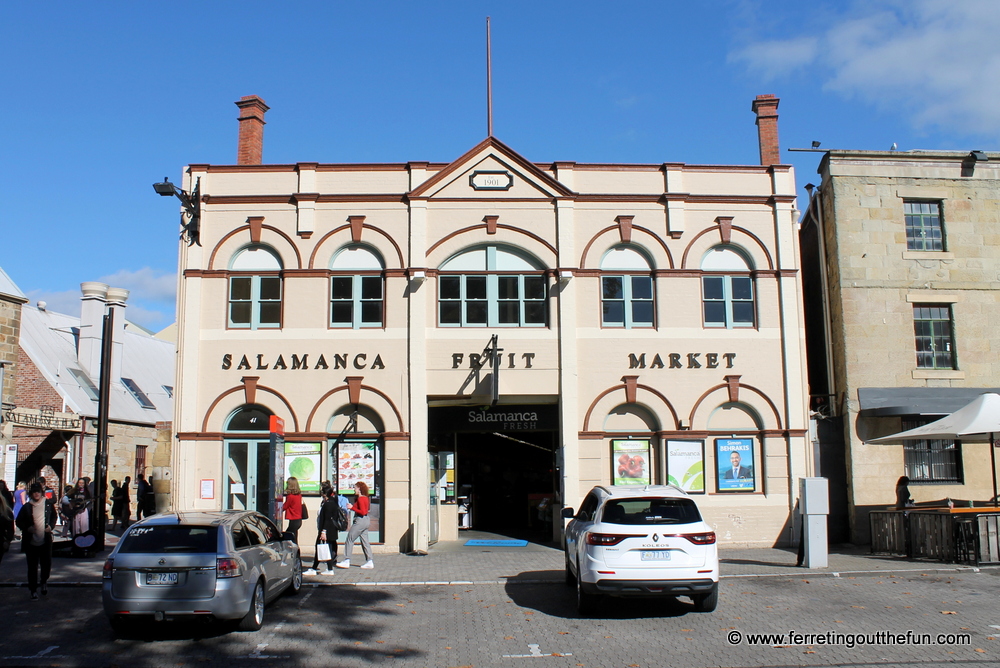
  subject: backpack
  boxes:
[334,497,349,531]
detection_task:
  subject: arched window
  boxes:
[700,246,754,328]
[438,245,546,327]
[330,245,384,328]
[229,245,283,329]
[600,245,654,328]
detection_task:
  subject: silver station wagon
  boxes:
[102,510,302,632]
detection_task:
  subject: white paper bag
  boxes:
[316,541,332,562]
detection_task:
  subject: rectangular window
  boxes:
[68,367,99,400]
[122,378,155,409]
[702,275,755,328]
[438,274,546,327]
[229,275,282,329]
[331,275,383,328]
[902,419,962,483]
[913,305,955,369]
[904,200,944,251]
[602,275,653,328]
[135,444,148,481]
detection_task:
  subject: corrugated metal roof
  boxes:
[18,304,174,424]
[0,266,27,302]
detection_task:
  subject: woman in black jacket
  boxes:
[304,482,344,575]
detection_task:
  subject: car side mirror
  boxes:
[281,531,296,543]
[561,507,575,519]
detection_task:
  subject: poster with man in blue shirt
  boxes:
[716,438,754,491]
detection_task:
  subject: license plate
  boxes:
[640,550,671,561]
[146,572,178,585]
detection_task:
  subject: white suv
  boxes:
[562,485,718,615]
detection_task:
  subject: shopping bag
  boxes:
[316,541,332,562]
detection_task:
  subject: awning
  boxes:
[857,387,1000,417]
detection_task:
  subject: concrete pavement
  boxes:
[1,530,992,587]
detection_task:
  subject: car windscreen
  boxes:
[118,525,218,553]
[602,497,702,525]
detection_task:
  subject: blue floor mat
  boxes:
[464,539,528,547]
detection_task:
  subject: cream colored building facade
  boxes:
[800,149,1000,543]
[172,95,811,551]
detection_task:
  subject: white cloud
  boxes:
[97,267,177,304]
[730,0,1000,136]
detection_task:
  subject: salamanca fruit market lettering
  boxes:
[628,352,736,369]
[222,353,385,371]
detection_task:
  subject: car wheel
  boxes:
[108,615,131,635]
[286,557,303,595]
[238,580,265,631]
[564,558,576,586]
[575,562,600,616]
[693,583,719,613]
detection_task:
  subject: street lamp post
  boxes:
[153,177,201,246]
[92,307,114,552]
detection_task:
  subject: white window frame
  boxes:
[330,245,384,329]
[228,245,283,330]
[437,246,547,328]
[701,246,755,329]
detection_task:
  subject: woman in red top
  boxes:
[336,481,373,569]
[282,477,303,543]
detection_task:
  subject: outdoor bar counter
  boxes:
[870,505,1000,565]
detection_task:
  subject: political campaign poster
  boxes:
[716,438,755,492]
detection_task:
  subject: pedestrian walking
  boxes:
[282,477,303,543]
[305,482,348,575]
[71,478,91,537]
[16,482,55,600]
[12,482,27,539]
[121,476,132,528]
[143,475,156,517]
[59,485,74,537]
[135,475,149,520]
[0,493,14,565]
[336,481,373,569]
[109,480,125,531]
[0,479,13,509]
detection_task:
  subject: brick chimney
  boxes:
[751,94,780,165]
[236,95,269,165]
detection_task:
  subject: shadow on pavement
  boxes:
[504,574,699,620]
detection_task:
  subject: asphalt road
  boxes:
[3,571,1000,668]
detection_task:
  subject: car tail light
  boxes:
[586,532,643,546]
[103,558,113,579]
[217,557,243,578]
[680,532,717,545]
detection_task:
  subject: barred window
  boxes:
[901,419,962,483]
[904,200,944,251]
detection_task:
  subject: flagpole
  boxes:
[486,16,493,137]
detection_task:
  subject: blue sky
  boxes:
[3,0,997,331]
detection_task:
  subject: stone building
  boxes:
[0,266,28,489]
[170,93,810,552]
[799,149,1000,543]
[11,281,175,511]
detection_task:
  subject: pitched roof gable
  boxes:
[408,136,575,199]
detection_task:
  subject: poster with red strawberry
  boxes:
[612,439,651,485]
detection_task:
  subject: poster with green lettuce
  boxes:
[284,442,322,494]
[666,440,705,493]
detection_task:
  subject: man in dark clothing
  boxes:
[17,483,55,600]
[135,475,149,520]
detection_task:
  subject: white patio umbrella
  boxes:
[867,392,1000,507]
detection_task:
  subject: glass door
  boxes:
[225,440,271,512]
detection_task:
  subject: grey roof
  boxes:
[857,387,1000,418]
[0,266,27,303]
[18,304,174,424]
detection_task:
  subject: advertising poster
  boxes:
[612,439,651,485]
[337,440,377,495]
[716,438,755,491]
[666,440,705,493]
[284,442,322,494]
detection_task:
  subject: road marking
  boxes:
[4,645,67,660]
[502,643,572,658]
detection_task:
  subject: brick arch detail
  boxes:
[680,225,773,271]
[688,383,782,430]
[426,224,558,261]
[579,226,674,270]
[308,224,405,270]
[201,384,299,433]
[208,225,304,270]
[582,382,680,432]
[306,384,405,433]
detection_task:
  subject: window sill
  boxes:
[903,251,954,260]
[912,369,965,380]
